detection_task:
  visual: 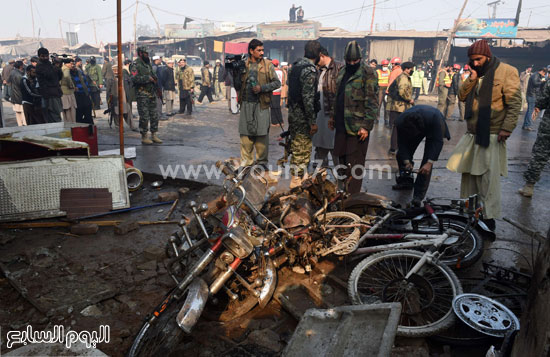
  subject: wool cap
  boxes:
[468,40,492,57]
[344,41,362,61]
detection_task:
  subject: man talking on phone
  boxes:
[446,40,521,231]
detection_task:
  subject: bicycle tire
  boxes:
[315,211,362,255]
[348,249,463,337]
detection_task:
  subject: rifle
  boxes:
[277,130,292,167]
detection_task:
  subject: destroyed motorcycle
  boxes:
[128,162,364,356]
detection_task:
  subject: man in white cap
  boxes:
[213,59,226,100]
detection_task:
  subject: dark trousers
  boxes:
[42,97,63,123]
[396,131,431,200]
[180,90,192,114]
[334,132,370,194]
[389,111,400,152]
[378,87,388,124]
[413,87,421,101]
[90,89,101,110]
[23,102,46,125]
[270,93,283,125]
[523,95,537,129]
[75,92,94,124]
[198,85,214,103]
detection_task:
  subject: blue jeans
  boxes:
[523,95,536,129]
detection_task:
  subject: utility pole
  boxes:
[370,0,376,34]
[117,0,124,156]
[92,19,98,46]
[146,4,162,38]
[30,0,36,40]
[133,0,139,59]
[487,0,503,19]
[435,0,468,90]
[59,19,66,45]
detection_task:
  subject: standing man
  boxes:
[102,57,114,83]
[36,48,63,123]
[270,59,284,126]
[523,68,547,131]
[287,40,322,187]
[161,60,176,116]
[21,65,44,125]
[442,64,461,120]
[233,39,281,168]
[329,41,378,194]
[312,47,343,168]
[60,59,77,123]
[519,66,532,111]
[85,56,103,110]
[177,57,194,116]
[436,64,452,114]
[376,59,390,126]
[388,62,415,155]
[281,62,289,107]
[447,40,521,231]
[411,65,424,101]
[123,59,137,129]
[71,58,93,125]
[8,61,26,126]
[385,57,402,129]
[198,61,214,104]
[151,56,167,120]
[456,65,470,121]
[296,6,305,23]
[518,81,550,198]
[131,46,162,145]
[2,59,15,101]
[289,4,297,23]
[212,59,225,100]
[426,59,435,93]
[393,105,451,206]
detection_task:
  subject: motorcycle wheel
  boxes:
[415,218,484,269]
[202,261,261,322]
[348,249,462,337]
[128,290,188,357]
[316,211,362,255]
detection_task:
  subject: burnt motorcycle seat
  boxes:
[343,192,390,209]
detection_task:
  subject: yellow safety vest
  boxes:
[376,69,390,86]
[444,73,452,87]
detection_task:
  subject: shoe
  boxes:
[131,127,139,132]
[141,133,153,145]
[524,127,534,131]
[410,198,422,207]
[392,183,413,190]
[151,133,163,144]
[290,175,303,189]
[518,183,534,197]
[388,149,396,156]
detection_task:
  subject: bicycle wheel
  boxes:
[415,218,484,269]
[128,290,188,357]
[316,211,362,256]
[348,249,463,337]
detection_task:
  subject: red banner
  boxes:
[225,42,248,55]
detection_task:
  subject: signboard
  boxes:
[220,22,236,33]
[257,21,320,41]
[456,18,518,38]
[165,23,215,39]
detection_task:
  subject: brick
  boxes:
[114,221,140,235]
[158,191,179,202]
[70,223,99,235]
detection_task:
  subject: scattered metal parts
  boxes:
[150,180,164,188]
[453,293,520,337]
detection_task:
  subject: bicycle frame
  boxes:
[353,232,450,256]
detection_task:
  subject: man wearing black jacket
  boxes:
[21,65,45,125]
[161,60,176,116]
[35,47,63,122]
[523,68,547,130]
[393,105,451,206]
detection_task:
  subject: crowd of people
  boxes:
[1,37,548,232]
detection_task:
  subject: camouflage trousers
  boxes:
[137,94,159,134]
[524,114,550,184]
[290,132,312,177]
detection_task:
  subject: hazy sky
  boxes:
[2,0,548,45]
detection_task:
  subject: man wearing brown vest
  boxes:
[235,39,281,167]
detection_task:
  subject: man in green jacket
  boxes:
[329,41,378,194]
[131,46,162,145]
[411,66,424,101]
[85,56,102,110]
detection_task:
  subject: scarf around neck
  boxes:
[464,56,500,148]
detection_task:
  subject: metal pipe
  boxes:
[117,0,124,156]
[209,258,242,295]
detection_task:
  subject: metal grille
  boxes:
[0,156,130,222]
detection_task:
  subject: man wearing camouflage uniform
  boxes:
[131,46,162,145]
[287,40,322,188]
[329,41,378,194]
[85,56,103,110]
[176,57,194,115]
[518,82,550,197]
